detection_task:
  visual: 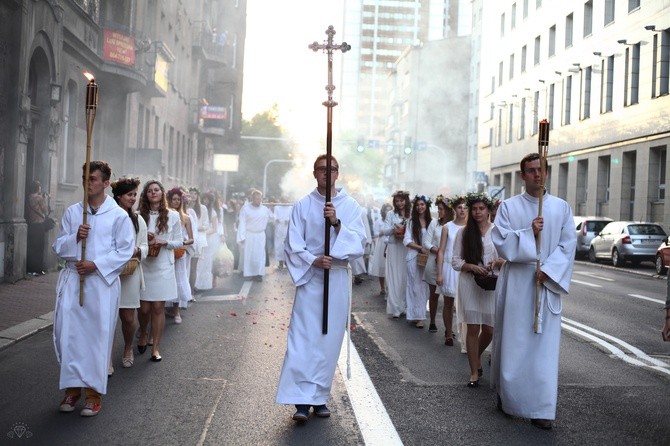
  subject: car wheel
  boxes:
[588,247,597,263]
[656,255,668,275]
[612,249,624,267]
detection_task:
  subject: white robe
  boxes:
[273,205,292,262]
[195,209,217,291]
[351,211,371,275]
[383,212,408,317]
[491,192,576,420]
[276,188,366,405]
[119,215,148,309]
[52,195,135,394]
[404,222,429,321]
[237,204,272,277]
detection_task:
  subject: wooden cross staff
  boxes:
[308,26,351,334]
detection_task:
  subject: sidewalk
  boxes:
[0,272,58,351]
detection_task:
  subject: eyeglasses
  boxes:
[315,167,339,174]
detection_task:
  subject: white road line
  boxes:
[627,294,665,305]
[561,323,646,367]
[338,340,403,446]
[573,271,615,281]
[195,281,254,302]
[571,279,602,288]
[197,380,227,446]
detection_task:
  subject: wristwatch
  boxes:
[332,219,341,228]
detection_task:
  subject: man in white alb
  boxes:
[236,189,273,281]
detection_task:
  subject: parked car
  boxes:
[655,236,670,275]
[588,221,667,267]
[573,216,613,259]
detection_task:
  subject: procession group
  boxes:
[51,160,289,417]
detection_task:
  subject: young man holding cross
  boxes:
[490,153,576,430]
[52,161,135,416]
[276,154,366,422]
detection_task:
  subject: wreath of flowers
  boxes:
[392,190,410,199]
[464,191,497,210]
[110,177,141,191]
[413,194,432,206]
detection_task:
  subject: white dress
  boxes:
[383,212,408,317]
[404,222,429,321]
[171,217,192,308]
[422,219,444,286]
[273,205,292,262]
[195,208,218,290]
[140,210,182,301]
[440,221,464,297]
[451,225,499,326]
[119,215,148,309]
[367,218,387,278]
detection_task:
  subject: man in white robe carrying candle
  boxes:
[276,154,366,422]
[491,153,576,430]
[53,161,135,417]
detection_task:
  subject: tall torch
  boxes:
[80,72,98,306]
[534,119,550,333]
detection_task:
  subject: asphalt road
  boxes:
[0,262,668,445]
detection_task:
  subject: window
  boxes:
[628,0,640,12]
[549,25,556,57]
[523,0,528,18]
[548,83,555,129]
[501,13,505,37]
[564,75,572,125]
[521,45,527,73]
[601,56,614,113]
[661,148,667,201]
[532,90,539,135]
[652,31,670,98]
[582,66,592,119]
[584,1,593,37]
[624,44,640,106]
[499,61,504,86]
[497,108,503,146]
[511,3,517,29]
[519,97,526,139]
[491,76,496,94]
[598,155,611,203]
[509,54,515,79]
[604,0,615,26]
[534,35,541,65]
[507,104,514,143]
[651,146,667,201]
[137,104,144,148]
[565,13,574,48]
[536,0,542,9]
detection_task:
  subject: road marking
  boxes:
[571,279,602,288]
[194,281,254,302]
[562,316,670,376]
[627,294,665,305]
[573,271,615,281]
[338,339,403,445]
[196,380,227,446]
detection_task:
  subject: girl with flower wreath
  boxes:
[403,194,432,328]
[166,187,195,324]
[382,191,411,318]
[451,193,504,387]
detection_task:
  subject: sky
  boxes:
[242,1,346,144]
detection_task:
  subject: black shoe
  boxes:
[150,354,162,362]
[428,324,438,332]
[478,368,483,378]
[354,276,363,285]
[531,419,553,430]
[467,380,479,388]
[293,405,310,422]
[137,344,147,354]
[313,404,331,418]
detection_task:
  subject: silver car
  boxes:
[574,216,612,259]
[588,221,667,267]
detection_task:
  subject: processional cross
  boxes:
[308,26,351,335]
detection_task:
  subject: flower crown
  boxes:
[392,190,410,199]
[464,192,497,209]
[110,177,141,190]
[413,194,432,206]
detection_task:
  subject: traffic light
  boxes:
[403,136,413,154]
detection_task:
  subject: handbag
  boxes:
[173,247,186,259]
[148,244,161,257]
[473,272,498,291]
[120,258,139,276]
[43,216,57,232]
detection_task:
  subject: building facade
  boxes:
[478,0,670,227]
[0,0,246,283]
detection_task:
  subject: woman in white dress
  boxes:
[382,191,411,318]
[368,203,392,295]
[167,188,195,324]
[436,195,467,347]
[452,193,504,387]
[195,192,220,290]
[423,196,453,333]
[112,178,148,368]
[138,181,183,362]
[190,189,209,291]
[403,195,431,328]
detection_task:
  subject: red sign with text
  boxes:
[103,29,135,66]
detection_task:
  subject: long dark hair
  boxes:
[111,177,141,233]
[391,191,410,220]
[410,197,432,244]
[139,180,169,234]
[462,199,487,265]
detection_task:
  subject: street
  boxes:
[1,261,669,445]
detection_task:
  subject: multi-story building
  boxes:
[0,0,245,283]
[478,0,670,226]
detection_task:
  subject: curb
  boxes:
[0,312,54,352]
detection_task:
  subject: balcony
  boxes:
[192,22,228,67]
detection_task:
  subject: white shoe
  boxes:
[122,351,134,368]
[108,364,114,376]
[174,314,182,324]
